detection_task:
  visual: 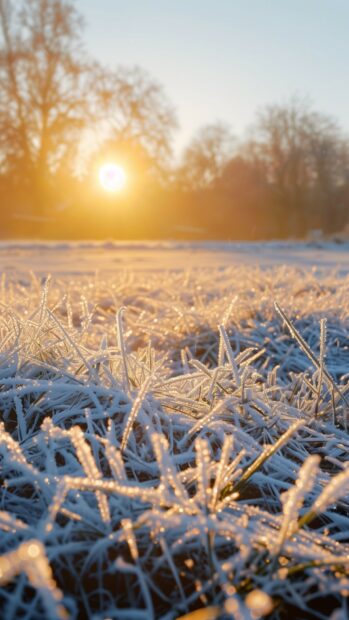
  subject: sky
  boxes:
[76,0,349,153]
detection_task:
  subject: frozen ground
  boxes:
[1,241,349,619]
[1,240,349,275]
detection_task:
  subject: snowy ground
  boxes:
[1,240,349,275]
[1,241,349,619]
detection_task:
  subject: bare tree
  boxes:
[178,122,235,190]
[244,98,349,234]
[91,65,178,180]
[0,0,89,207]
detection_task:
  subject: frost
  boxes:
[274,454,320,554]
[0,540,67,619]
[245,589,273,616]
[0,258,349,618]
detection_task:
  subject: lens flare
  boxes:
[99,163,127,192]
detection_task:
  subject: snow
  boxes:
[1,241,349,619]
[0,239,349,275]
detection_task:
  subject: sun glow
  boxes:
[99,163,127,192]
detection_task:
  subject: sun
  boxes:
[99,163,127,192]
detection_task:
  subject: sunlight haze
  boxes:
[3,4,349,618]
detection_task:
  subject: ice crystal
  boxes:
[1,258,349,618]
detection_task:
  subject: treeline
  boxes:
[1,0,349,240]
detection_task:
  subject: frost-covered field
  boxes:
[2,242,349,619]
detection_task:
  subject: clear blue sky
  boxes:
[76,0,349,153]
